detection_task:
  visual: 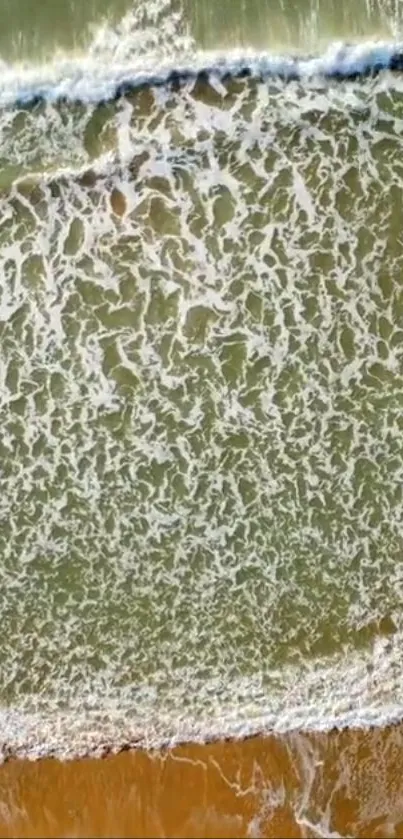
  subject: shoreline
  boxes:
[2,713,403,763]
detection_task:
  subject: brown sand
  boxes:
[0,725,403,838]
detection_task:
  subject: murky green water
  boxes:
[1,0,403,757]
[0,0,402,60]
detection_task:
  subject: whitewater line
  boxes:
[1,40,403,108]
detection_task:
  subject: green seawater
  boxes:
[1,0,403,755]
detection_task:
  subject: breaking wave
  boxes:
[2,40,403,108]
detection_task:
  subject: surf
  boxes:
[2,40,403,109]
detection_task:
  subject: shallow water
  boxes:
[1,0,403,833]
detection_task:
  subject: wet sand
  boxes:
[0,724,403,838]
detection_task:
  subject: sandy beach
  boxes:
[0,724,402,838]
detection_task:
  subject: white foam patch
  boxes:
[0,636,403,759]
[1,633,403,760]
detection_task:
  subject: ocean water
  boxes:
[1,0,403,785]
